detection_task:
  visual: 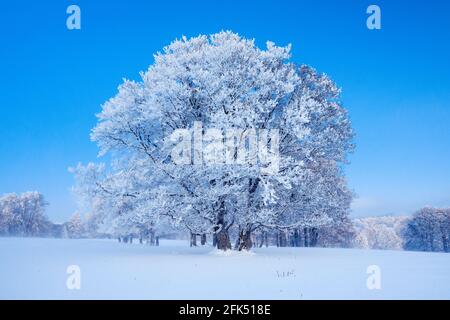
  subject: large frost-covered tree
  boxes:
[72,31,354,250]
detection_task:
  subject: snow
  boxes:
[1,238,449,299]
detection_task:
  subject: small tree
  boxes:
[0,192,49,236]
[66,212,85,238]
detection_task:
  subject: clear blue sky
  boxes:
[1,0,449,222]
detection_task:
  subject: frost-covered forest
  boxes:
[2,192,448,252]
[2,32,448,254]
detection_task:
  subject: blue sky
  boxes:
[1,0,449,222]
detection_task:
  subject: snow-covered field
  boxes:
[0,238,449,299]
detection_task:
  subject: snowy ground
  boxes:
[0,237,449,299]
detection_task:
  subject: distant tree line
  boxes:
[353,215,408,250]
[0,192,100,239]
[2,192,449,254]
[403,207,450,253]
[352,208,450,253]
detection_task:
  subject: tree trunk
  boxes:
[264,232,268,247]
[149,230,155,246]
[303,227,309,247]
[278,231,287,247]
[234,231,241,250]
[293,229,300,247]
[190,232,197,247]
[258,233,264,248]
[237,229,253,251]
[289,231,296,247]
[201,233,207,245]
[155,236,159,246]
[442,235,448,252]
[214,199,231,250]
[216,229,231,250]
[310,227,318,247]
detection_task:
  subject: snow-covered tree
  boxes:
[20,192,50,236]
[353,216,408,250]
[0,192,49,236]
[0,194,16,235]
[316,215,356,248]
[66,212,85,238]
[403,207,450,252]
[72,31,354,250]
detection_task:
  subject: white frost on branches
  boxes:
[71,31,354,250]
[0,192,49,236]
